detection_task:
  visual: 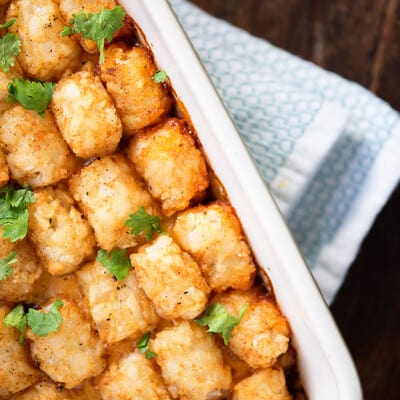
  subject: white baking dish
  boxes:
[119,1,363,398]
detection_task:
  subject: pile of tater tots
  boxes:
[0,1,301,399]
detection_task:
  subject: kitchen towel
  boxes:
[169,0,400,303]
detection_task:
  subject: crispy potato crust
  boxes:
[51,70,122,158]
[96,350,171,400]
[11,381,73,400]
[27,299,106,389]
[28,186,96,275]
[152,320,232,400]
[76,260,159,344]
[127,118,209,216]
[0,150,9,186]
[0,106,77,188]
[213,290,290,369]
[6,0,81,80]
[26,273,89,318]
[0,305,40,398]
[0,237,42,302]
[130,235,210,320]
[69,154,159,251]
[100,44,172,134]
[232,368,292,400]
[172,202,255,291]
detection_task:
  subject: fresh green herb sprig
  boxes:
[0,251,17,281]
[195,303,248,345]
[0,18,17,30]
[0,185,35,242]
[26,300,64,337]
[3,300,64,344]
[7,77,54,117]
[61,6,125,63]
[0,19,21,73]
[125,206,162,241]
[152,70,168,84]
[96,248,132,280]
[3,304,26,344]
[137,332,157,359]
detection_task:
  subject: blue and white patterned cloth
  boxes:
[169,0,400,303]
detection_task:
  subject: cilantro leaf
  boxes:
[0,250,17,280]
[137,332,157,359]
[0,32,21,73]
[0,185,35,242]
[7,77,54,117]
[0,18,17,30]
[26,300,63,337]
[152,70,168,84]
[195,303,248,345]
[61,6,125,63]
[1,184,35,208]
[0,208,29,241]
[61,26,73,36]
[125,206,162,241]
[96,248,131,280]
[3,304,27,344]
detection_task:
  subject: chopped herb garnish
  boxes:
[61,6,125,63]
[0,32,21,73]
[137,332,157,359]
[152,70,168,83]
[195,303,248,345]
[0,185,35,242]
[96,248,131,281]
[125,206,162,241]
[7,77,54,117]
[26,299,64,337]
[0,18,17,30]
[0,251,17,281]
[4,300,64,343]
[3,304,27,344]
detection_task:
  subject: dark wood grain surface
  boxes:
[187,1,400,399]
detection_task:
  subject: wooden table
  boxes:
[188,1,400,399]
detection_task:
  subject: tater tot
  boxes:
[213,290,290,369]
[28,186,96,275]
[232,368,292,400]
[0,149,9,186]
[6,0,81,81]
[127,118,209,216]
[0,106,76,188]
[130,235,210,320]
[76,260,159,344]
[26,272,90,317]
[96,350,171,400]
[0,305,40,398]
[69,154,159,251]
[172,202,255,291]
[59,0,117,53]
[100,44,172,134]
[0,237,42,302]
[27,299,106,389]
[152,320,232,400]
[12,381,74,400]
[51,70,122,159]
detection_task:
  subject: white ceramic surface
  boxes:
[119,1,363,398]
